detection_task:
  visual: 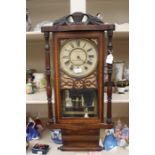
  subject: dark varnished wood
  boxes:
[59,128,102,151]
[42,12,115,151]
[41,24,115,32]
[49,123,113,130]
[98,32,104,123]
[53,12,103,26]
[58,146,103,151]
[106,30,113,124]
[43,32,53,122]
[51,31,105,124]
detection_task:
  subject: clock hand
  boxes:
[77,56,84,62]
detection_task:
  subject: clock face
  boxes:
[60,39,98,78]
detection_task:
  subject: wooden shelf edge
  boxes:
[48,123,113,130]
[58,146,103,151]
[26,91,129,104]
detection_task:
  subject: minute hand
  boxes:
[77,56,84,62]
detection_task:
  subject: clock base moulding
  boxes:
[48,123,113,151]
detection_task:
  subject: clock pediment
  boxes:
[53,12,103,26]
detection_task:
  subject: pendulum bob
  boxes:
[78,96,82,107]
[83,89,95,108]
[65,90,73,108]
[69,89,82,109]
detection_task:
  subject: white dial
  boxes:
[60,39,98,78]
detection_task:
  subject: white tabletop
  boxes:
[26,129,129,155]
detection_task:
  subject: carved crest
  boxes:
[53,12,103,26]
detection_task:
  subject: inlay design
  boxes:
[60,72,97,89]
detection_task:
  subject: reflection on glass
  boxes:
[61,89,98,118]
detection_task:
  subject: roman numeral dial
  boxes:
[60,39,98,78]
[87,60,93,65]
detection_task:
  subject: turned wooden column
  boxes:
[44,32,53,123]
[106,29,113,124]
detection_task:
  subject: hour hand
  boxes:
[77,56,83,62]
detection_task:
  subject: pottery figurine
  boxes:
[114,61,125,81]
[103,133,118,150]
[33,73,46,91]
[51,129,62,144]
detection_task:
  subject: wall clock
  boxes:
[41,12,115,151]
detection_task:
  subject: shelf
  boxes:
[26,91,53,104]
[113,31,128,39]
[26,32,43,41]
[26,129,129,155]
[26,91,129,104]
[111,93,129,103]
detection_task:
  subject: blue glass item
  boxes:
[51,129,62,144]
[103,133,117,150]
[26,122,40,141]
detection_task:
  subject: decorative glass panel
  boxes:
[61,89,98,118]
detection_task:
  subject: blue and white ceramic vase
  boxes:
[51,129,62,144]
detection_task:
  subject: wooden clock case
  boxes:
[41,12,115,151]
